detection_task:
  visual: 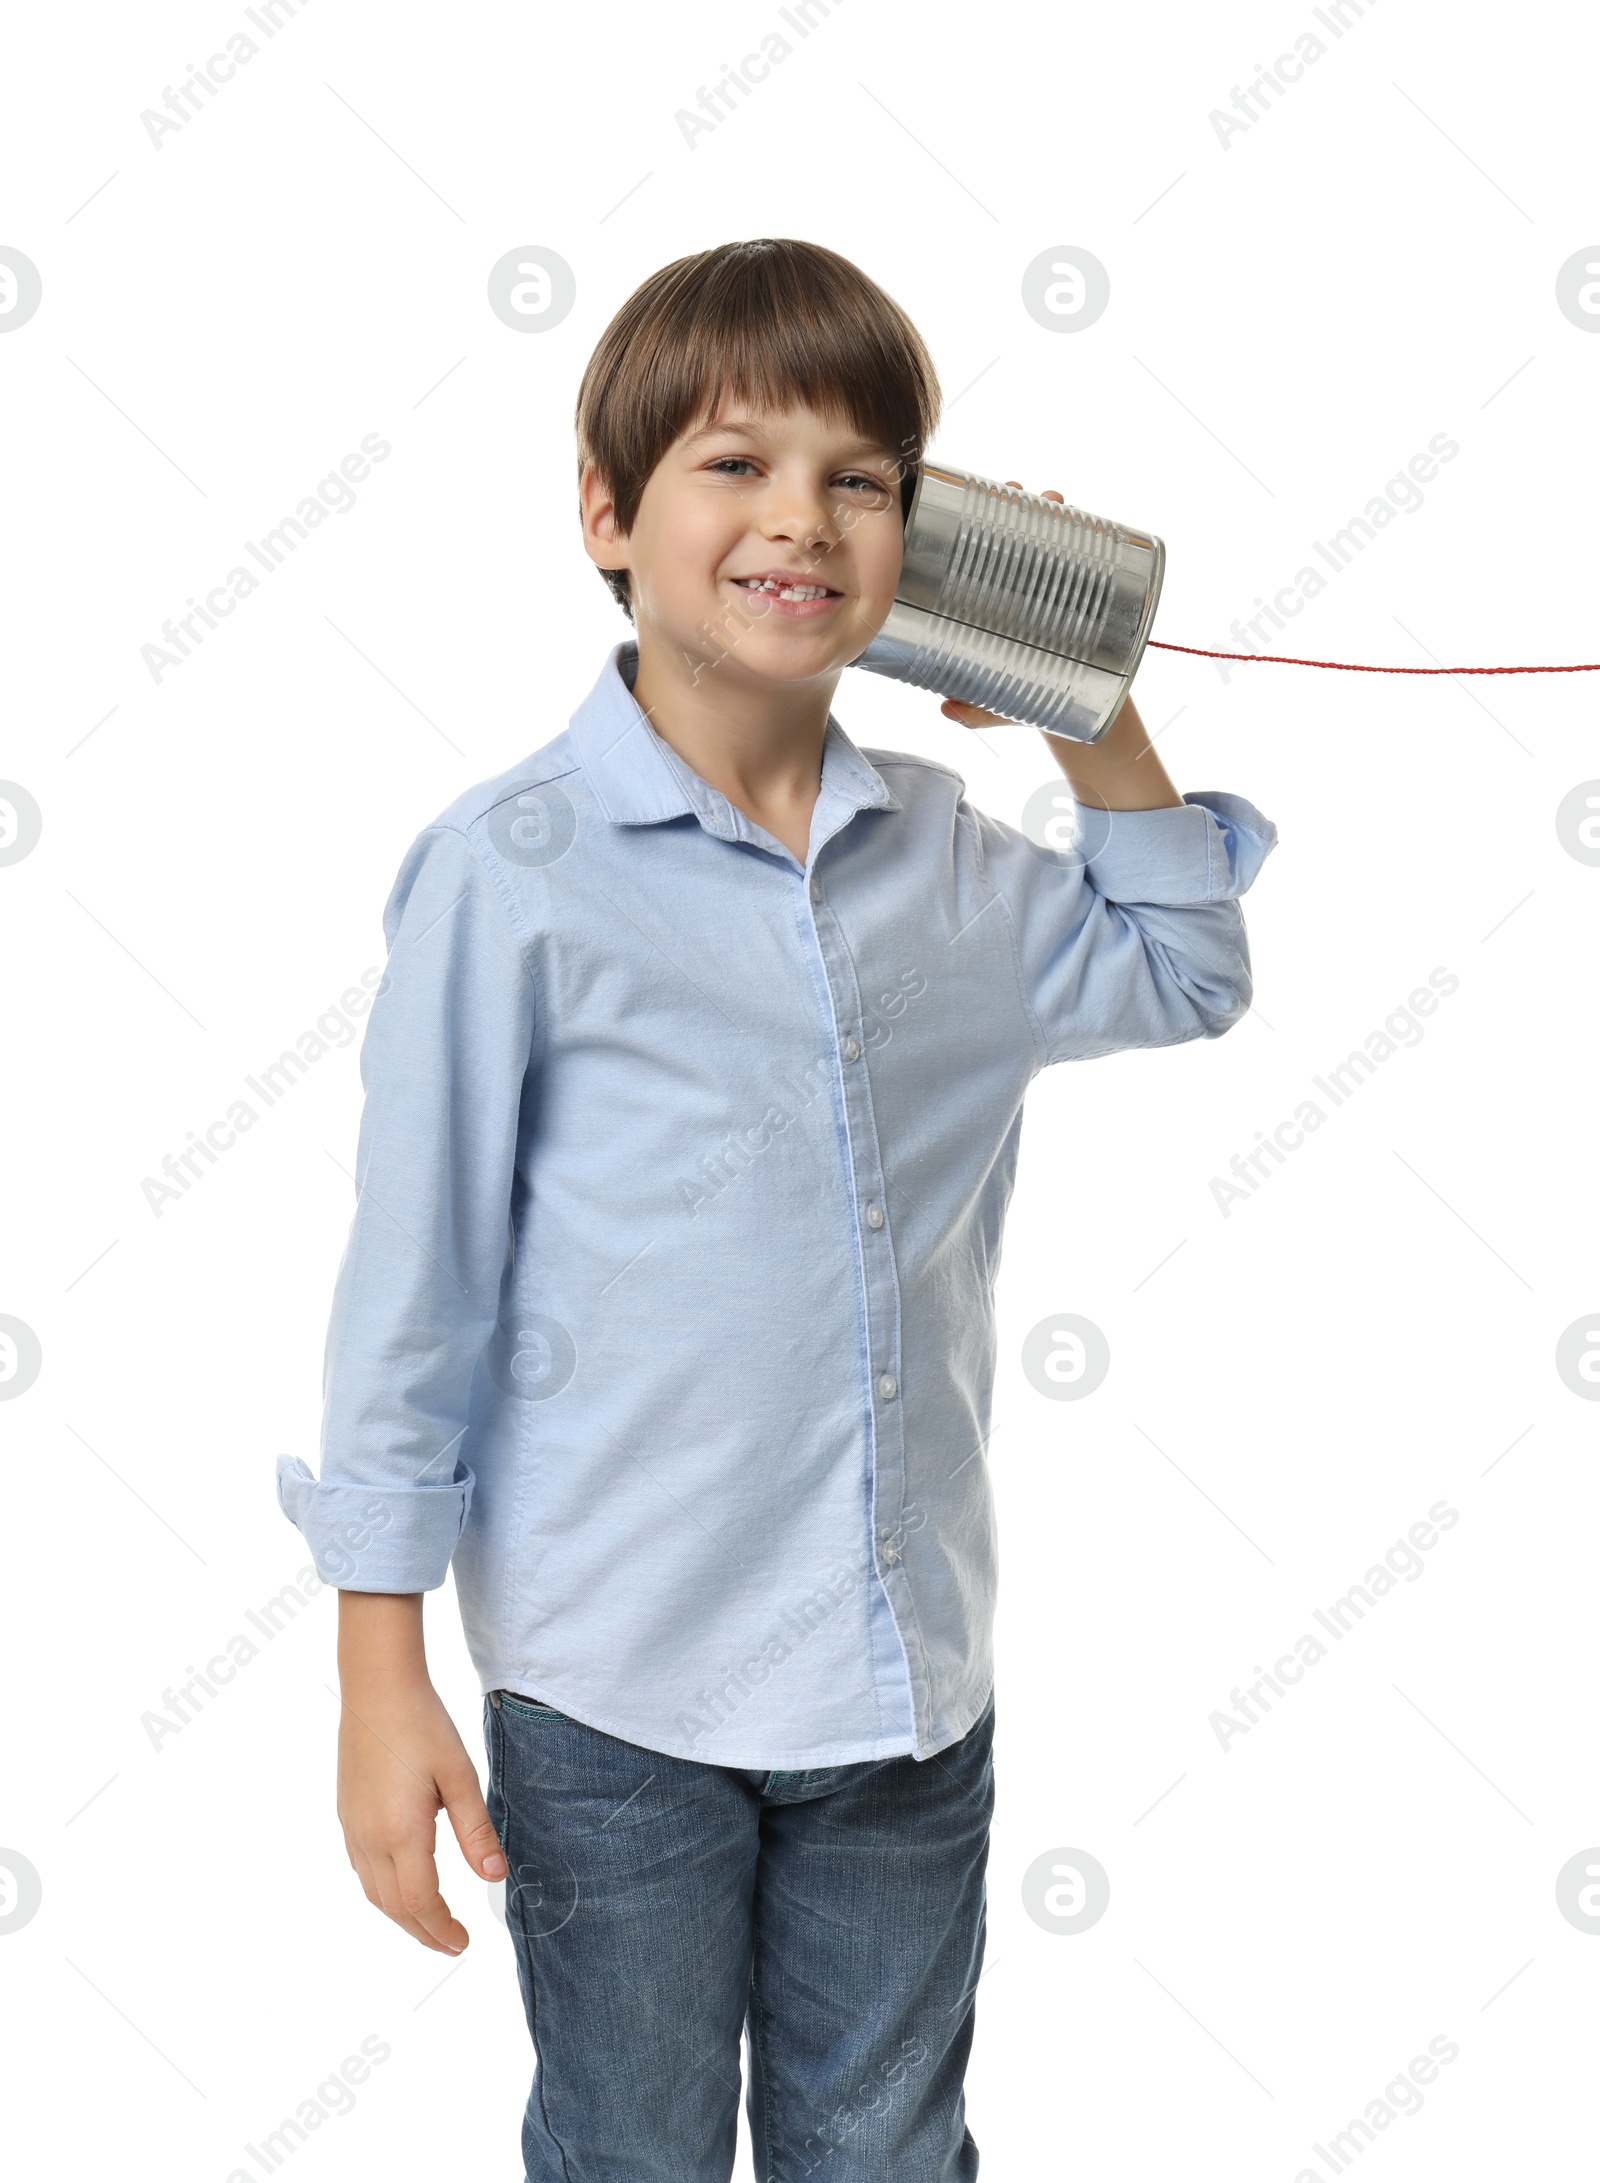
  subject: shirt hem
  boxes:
[474,1670,994,1769]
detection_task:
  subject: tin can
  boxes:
[850,463,1165,743]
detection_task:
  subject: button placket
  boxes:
[796,879,917,1725]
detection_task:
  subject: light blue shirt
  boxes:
[278,640,1276,1766]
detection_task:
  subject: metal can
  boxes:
[850,463,1165,743]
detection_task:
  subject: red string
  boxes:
[1147,640,1600,675]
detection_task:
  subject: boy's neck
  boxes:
[627,623,839,853]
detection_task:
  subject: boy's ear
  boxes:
[579,461,629,575]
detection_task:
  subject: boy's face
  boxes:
[583,398,908,693]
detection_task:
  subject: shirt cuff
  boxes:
[276,1454,474,1591]
[1079,791,1278,905]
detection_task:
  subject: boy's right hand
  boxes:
[335,1592,507,1955]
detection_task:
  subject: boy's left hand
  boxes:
[939,483,1066,731]
[936,480,1182,809]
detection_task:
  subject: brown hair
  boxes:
[575,237,941,619]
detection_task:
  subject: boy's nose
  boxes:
[760,487,840,557]
[761,517,839,572]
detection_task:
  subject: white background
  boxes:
[2,1,1597,2177]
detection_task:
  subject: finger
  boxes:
[940,696,1013,729]
[361,1848,453,1951]
[345,1840,383,1911]
[388,1840,470,1954]
[439,1758,507,1880]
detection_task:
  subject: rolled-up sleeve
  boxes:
[975,789,1278,1064]
[276,823,536,1590]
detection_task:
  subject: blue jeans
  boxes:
[484,1687,995,2181]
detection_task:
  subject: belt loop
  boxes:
[489,1688,503,1709]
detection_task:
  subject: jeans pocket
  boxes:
[497,1689,571,1723]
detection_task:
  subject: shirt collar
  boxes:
[566,639,902,846]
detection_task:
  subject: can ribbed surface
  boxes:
[851,465,1165,742]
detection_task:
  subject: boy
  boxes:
[278,236,1276,2179]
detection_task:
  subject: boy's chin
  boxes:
[656,616,873,689]
[722,637,863,687]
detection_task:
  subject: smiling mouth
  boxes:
[731,575,843,601]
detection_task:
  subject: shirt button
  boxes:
[877,1373,898,1400]
[842,1035,860,1062]
[880,1537,902,1568]
[810,879,823,903]
[865,1203,884,1230]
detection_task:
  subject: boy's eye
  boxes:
[703,458,891,497]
